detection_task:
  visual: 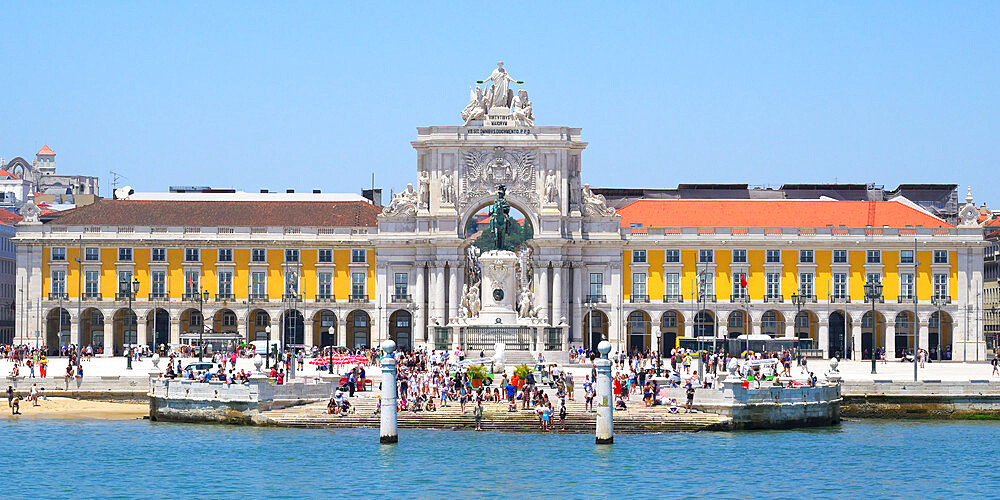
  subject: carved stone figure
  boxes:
[380,184,418,217]
[465,245,482,285]
[465,280,481,318]
[512,89,534,126]
[461,85,488,124]
[417,170,430,208]
[544,171,559,205]
[440,171,455,205]
[481,61,520,109]
[517,246,533,290]
[517,284,536,320]
[580,184,616,217]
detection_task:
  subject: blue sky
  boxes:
[2,2,998,205]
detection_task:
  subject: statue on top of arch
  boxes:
[462,61,533,127]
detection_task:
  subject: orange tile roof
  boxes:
[36,144,55,156]
[0,208,22,226]
[617,199,953,228]
[0,170,20,180]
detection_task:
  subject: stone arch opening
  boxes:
[213,308,239,335]
[894,311,915,358]
[389,309,413,352]
[659,310,684,354]
[929,311,953,361]
[112,308,138,356]
[761,310,785,338]
[459,196,537,244]
[249,309,270,342]
[694,310,714,337]
[312,309,337,348]
[145,308,170,352]
[829,310,851,359]
[795,310,818,349]
[45,308,71,353]
[347,310,371,349]
[626,310,651,353]
[281,309,305,348]
[861,311,886,360]
[727,310,749,339]
[80,308,105,353]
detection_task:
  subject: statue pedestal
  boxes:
[478,250,518,325]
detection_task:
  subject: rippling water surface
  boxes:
[2,418,996,498]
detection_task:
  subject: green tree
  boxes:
[470,215,532,252]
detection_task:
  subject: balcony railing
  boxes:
[349,294,369,303]
[82,292,102,301]
[864,296,885,304]
[249,293,269,302]
[216,293,235,302]
[663,294,684,303]
[764,295,784,303]
[390,294,413,303]
[697,294,717,303]
[149,292,167,299]
[585,294,607,304]
[897,295,915,304]
[115,292,136,301]
[282,293,302,301]
[629,294,649,303]
[48,292,68,300]
[794,294,817,303]
[182,292,204,302]
[315,294,336,302]
[730,295,749,303]
[830,294,851,303]
[931,295,952,305]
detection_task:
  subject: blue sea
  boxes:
[1,418,996,498]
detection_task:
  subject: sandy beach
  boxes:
[4,397,148,420]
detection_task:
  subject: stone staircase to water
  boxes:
[262,395,731,433]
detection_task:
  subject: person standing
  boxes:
[39,356,47,378]
[473,398,483,431]
[685,382,695,413]
[558,399,567,431]
[992,356,999,377]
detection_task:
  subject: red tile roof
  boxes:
[617,199,953,228]
[0,208,23,226]
[36,144,55,156]
[0,170,21,180]
[45,199,380,227]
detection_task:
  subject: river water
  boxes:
[1,419,995,498]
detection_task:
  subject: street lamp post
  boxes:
[198,289,208,361]
[791,292,806,365]
[864,279,883,374]
[328,326,336,375]
[123,277,139,370]
[265,326,272,369]
[932,296,947,362]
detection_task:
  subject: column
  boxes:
[169,319,180,349]
[538,264,550,323]
[552,264,563,325]
[271,316,283,353]
[427,266,438,326]
[337,314,348,348]
[572,265,584,345]
[303,320,314,349]
[595,341,613,444]
[917,318,929,360]
[885,324,896,359]
[447,262,459,325]
[379,341,398,444]
[818,320,829,358]
[70,320,80,347]
[414,265,426,343]
[434,263,446,327]
[136,321,147,349]
[851,322,862,360]
[783,313,794,338]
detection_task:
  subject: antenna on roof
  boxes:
[109,170,125,192]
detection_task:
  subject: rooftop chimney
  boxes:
[286,189,294,193]
[313,189,321,194]
[260,189,269,193]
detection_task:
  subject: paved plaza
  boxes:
[4,355,998,382]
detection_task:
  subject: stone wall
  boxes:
[148,376,334,424]
[658,380,841,429]
[842,380,1000,418]
[4,374,152,400]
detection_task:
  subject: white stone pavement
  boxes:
[2,356,999,382]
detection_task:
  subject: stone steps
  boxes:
[263,398,731,433]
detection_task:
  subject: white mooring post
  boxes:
[379,339,398,444]
[595,340,613,444]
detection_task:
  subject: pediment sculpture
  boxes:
[580,184,616,217]
[381,183,418,217]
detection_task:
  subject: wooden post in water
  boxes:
[379,339,398,444]
[595,340,613,444]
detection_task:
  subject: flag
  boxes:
[740,273,748,289]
